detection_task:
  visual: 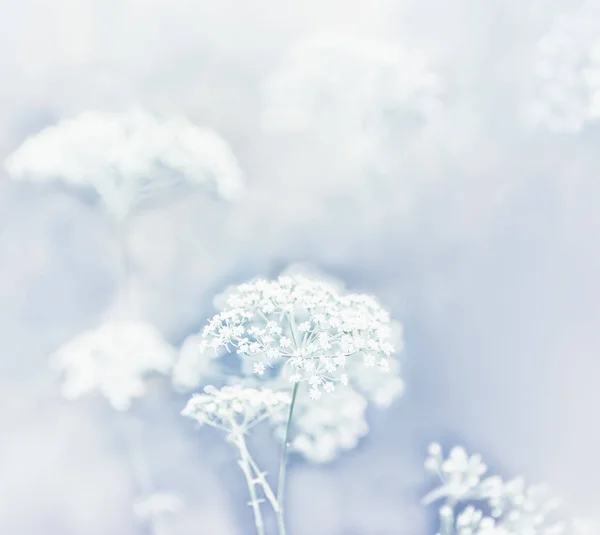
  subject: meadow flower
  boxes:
[182,385,290,434]
[174,266,405,462]
[182,385,290,535]
[51,320,174,410]
[262,31,444,143]
[526,3,600,133]
[423,444,591,535]
[4,110,245,220]
[190,273,395,398]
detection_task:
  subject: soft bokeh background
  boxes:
[1,0,599,533]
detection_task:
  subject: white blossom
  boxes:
[171,333,222,391]
[262,31,444,153]
[4,110,245,220]
[526,2,600,133]
[174,265,405,463]
[51,320,174,410]
[423,444,592,535]
[278,386,369,463]
[182,385,290,435]
[190,273,396,391]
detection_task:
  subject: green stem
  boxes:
[276,382,299,535]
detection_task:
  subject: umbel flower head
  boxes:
[182,385,290,435]
[4,110,245,220]
[262,31,444,138]
[526,3,600,133]
[423,443,592,535]
[197,273,395,400]
[52,320,174,411]
[173,267,404,463]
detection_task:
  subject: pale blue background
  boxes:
[0,0,598,533]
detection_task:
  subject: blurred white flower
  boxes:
[134,492,183,519]
[423,444,591,535]
[263,31,444,151]
[174,265,405,462]
[4,110,245,219]
[526,2,600,133]
[283,387,368,463]
[172,333,222,391]
[52,320,174,410]
[182,385,290,435]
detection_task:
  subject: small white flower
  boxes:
[323,381,335,393]
[309,387,322,400]
[298,322,311,333]
[308,374,321,386]
[253,363,266,376]
[266,348,280,360]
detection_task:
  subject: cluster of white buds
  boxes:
[181,385,291,435]
[262,31,444,136]
[423,444,591,535]
[527,3,600,133]
[51,320,174,411]
[4,110,245,220]
[197,274,395,401]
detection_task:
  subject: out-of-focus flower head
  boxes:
[526,1,600,133]
[4,110,245,220]
[134,492,183,520]
[275,386,369,463]
[52,320,174,410]
[423,443,593,535]
[262,31,444,147]
[182,385,290,435]
[174,265,404,462]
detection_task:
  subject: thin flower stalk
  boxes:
[276,381,299,535]
[182,385,291,534]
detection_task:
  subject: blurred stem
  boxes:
[116,217,134,313]
[115,222,164,535]
[120,414,165,535]
[276,381,299,535]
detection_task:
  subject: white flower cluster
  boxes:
[527,2,600,133]
[277,386,369,463]
[198,274,395,401]
[4,110,245,219]
[423,444,591,535]
[182,385,291,433]
[263,31,444,138]
[52,321,174,410]
[173,267,404,462]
